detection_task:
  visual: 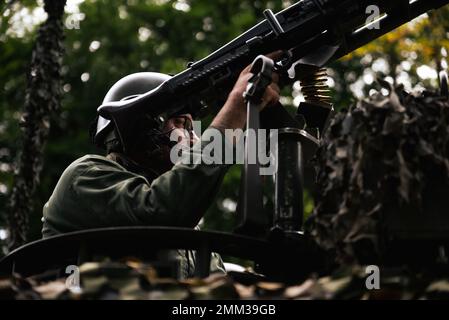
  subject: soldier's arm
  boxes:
[65,57,280,229]
[70,128,232,228]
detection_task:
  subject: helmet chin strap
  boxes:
[107,116,196,180]
[107,151,165,182]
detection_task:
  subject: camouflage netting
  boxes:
[1,260,449,300]
[2,83,449,300]
[7,0,66,250]
[308,82,449,265]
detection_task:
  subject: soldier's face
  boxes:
[162,114,199,147]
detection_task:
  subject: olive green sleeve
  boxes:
[71,127,234,228]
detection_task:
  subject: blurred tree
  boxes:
[5,0,66,250]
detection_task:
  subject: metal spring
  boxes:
[299,67,332,106]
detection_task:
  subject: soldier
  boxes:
[41,57,280,278]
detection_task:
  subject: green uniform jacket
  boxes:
[42,128,233,278]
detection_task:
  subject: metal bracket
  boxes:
[263,9,285,36]
[440,70,449,99]
[236,55,275,237]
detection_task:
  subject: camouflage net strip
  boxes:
[7,0,66,250]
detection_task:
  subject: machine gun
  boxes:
[98,0,449,152]
[1,0,449,284]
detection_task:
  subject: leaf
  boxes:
[283,279,320,299]
[33,280,67,300]
[234,283,255,299]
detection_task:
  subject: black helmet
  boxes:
[93,72,171,151]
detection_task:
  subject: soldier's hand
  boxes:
[210,51,282,134]
[228,51,281,111]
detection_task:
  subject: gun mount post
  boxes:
[235,56,275,237]
[270,128,319,239]
[272,129,304,233]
